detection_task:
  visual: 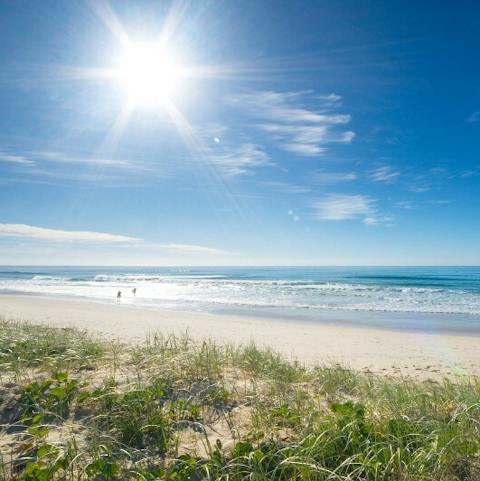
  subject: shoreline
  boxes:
[1,294,480,379]
[3,288,480,337]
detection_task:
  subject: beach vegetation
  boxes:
[1,320,480,480]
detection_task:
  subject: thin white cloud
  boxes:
[311,194,392,226]
[206,143,272,176]
[2,149,137,168]
[362,215,395,226]
[314,170,357,184]
[370,165,400,183]
[34,151,134,167]
[283,142,326,156]
[395,200,414,209]
[409,183,431,193]
[198,124,272,176]
[312,194,376,221]
[340,131,356,142]
[0,152,34,165]
[459,169,477,178]
[467,111,480,123]
[429,166,448,175]
[157,243,230,255]
[229,90,354,156]
[0,223,140,242]
[0,223,230,254]
[0,149,158,181]
[262,180,311,193]
[319,93,342,102]
[230,90,350,123]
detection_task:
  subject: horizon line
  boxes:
[2,264,480,268]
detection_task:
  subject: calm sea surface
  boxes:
[2,266,480,332]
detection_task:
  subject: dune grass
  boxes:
[1,320,480,480]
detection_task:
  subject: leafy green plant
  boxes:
[87,382,172,453]
[18,372,79,422]
[3,320,480,480]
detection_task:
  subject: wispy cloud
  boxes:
[407,168,452,193]
[314,169,357,184]
[370,165,400,183]
[1,148,157,173]
[395,200,414,209]
[404,166,475,194]
[0,148,161,185]
[34,151,136,168]
[319,93,342,102]
[206,142,272,176]
[429,166,448,175]
[312,194,376,221]
[1,149,138,168]
[228,90,354,156]
[408,179,431,193]
[0,152,34,165]
[155,243,230,255]
[0,223,140,242]
[312,194,393,225]
[0,223,230,255]
[362,215,395,226]
[262,180,311,194]
[459,169,477,178]
[409,185,431,193]
[466,111,480,123]
[230,91,350,123]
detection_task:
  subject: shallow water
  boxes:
[2,266,480,331]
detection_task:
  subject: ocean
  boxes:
[2,266,480,332]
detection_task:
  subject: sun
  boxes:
[116,42,181,107]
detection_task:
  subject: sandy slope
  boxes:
[1,294,479,379]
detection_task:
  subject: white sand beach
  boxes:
[1,294,479,379]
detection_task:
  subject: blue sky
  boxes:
[0,0,479,265]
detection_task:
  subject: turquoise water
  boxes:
[2,266,480,331]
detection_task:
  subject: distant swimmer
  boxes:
[117,290,122,302]
[132,287,137,296]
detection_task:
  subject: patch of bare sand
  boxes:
[1,295,479,379]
